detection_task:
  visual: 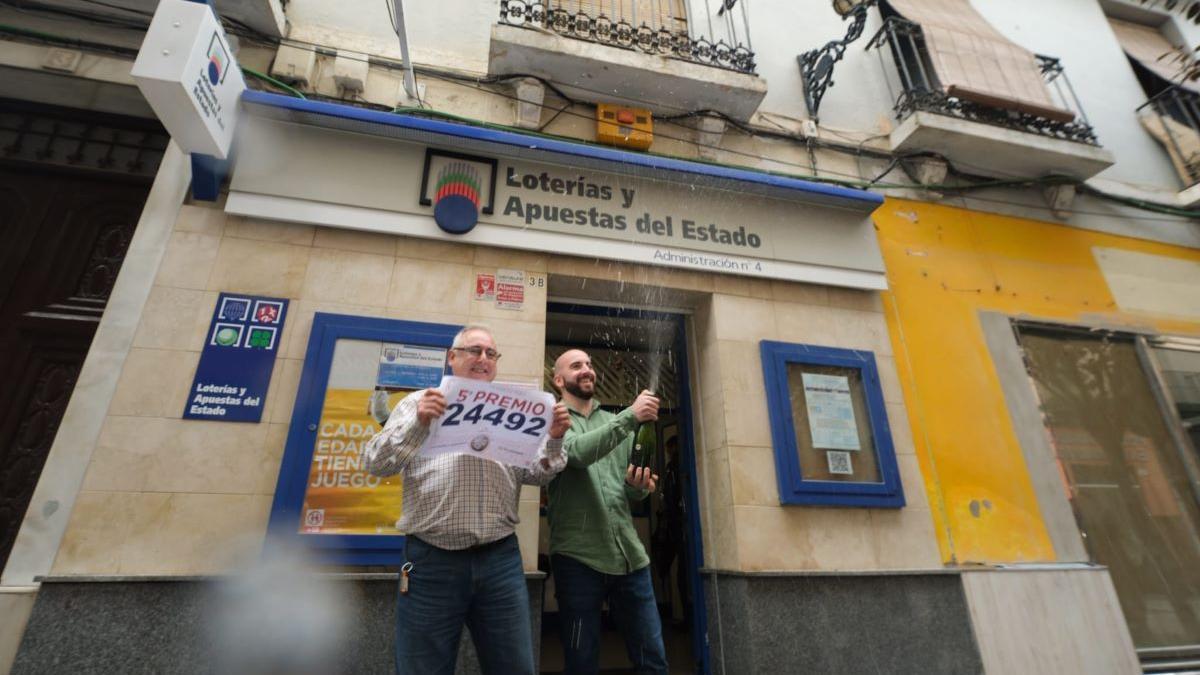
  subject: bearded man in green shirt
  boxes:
[548,348,668,674]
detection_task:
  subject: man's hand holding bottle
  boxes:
[628,389,659,491]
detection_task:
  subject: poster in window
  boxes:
[376,343,446,389]
[300,339,420,536]
[801,373,861,451]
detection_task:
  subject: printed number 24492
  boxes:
[442,403,546,436]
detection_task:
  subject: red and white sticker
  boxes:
[496,269,525,310]
[475,273,496,301]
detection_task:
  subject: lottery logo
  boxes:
[253,301,282,324]
[218,297,250,321]
[210,323,243,347]
[469,434,490,452]
[246,326,277,350]
[206,33,230,86]
[432,162,482,234]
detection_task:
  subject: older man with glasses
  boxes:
[363,324,570,675]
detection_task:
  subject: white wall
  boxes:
[285,0,497,73]
[972,0,1182,186]
[751,2,893,133]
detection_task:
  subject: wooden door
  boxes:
[0,99,166,573]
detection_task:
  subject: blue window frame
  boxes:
[267,312,459,564]
[760,340,905,508]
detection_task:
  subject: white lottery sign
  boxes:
[421,376,555,467]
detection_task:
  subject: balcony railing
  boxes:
[866,17,1098,146]
[498,0,756,75]
[1137,86,1200,186]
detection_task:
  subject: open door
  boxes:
[540,302,708,674]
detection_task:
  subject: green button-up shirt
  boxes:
[546,400,651,575]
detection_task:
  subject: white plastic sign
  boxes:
[131,0,245,158]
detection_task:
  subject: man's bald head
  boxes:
[553,349,587,375]
[553,349,596,401]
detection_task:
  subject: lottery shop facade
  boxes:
[4,91,1041,673]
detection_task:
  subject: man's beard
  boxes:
[564,378,594,400]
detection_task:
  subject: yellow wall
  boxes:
[875,198,1200,564]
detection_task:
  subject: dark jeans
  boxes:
[551,553,668,675]
[395,534,535,675]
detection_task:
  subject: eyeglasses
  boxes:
[452,346,502,361]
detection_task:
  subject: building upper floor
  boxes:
[1,0,1199,245]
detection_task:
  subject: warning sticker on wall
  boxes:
[475,273,496,301]
[496,269,525,310]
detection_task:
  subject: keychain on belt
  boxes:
[400,561,413,594]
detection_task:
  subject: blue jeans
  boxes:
[551,554,668,675]
[395,534,535,675]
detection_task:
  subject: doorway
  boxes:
[539,302,706,674]
[0,98,167,574]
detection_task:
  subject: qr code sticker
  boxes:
[827,451,853,475]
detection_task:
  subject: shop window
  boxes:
[1017,326,1200,650]
[267,313,458,564]
[1152,340,1200,453]
[760,341,905,508]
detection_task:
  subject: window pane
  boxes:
[1020,329,1200,649]
[1153,346,1200,456]
[786,363,882,483]
[298,338,412,536]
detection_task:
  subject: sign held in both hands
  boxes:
[421,376,556,467]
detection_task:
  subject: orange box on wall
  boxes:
[596,104,653,151]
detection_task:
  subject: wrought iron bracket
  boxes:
[798,0,878,121]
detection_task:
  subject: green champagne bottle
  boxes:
[632,421,656,469]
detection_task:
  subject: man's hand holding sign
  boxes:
[420,376,570,466]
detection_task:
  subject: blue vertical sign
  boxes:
[184,292,289,422]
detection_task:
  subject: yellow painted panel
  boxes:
[875,199,1200,564]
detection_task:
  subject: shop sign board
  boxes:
[131,0,245,158]
[229,121,888,288]
[184,292,288,422]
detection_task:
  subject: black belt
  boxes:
[414,533,515,554]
